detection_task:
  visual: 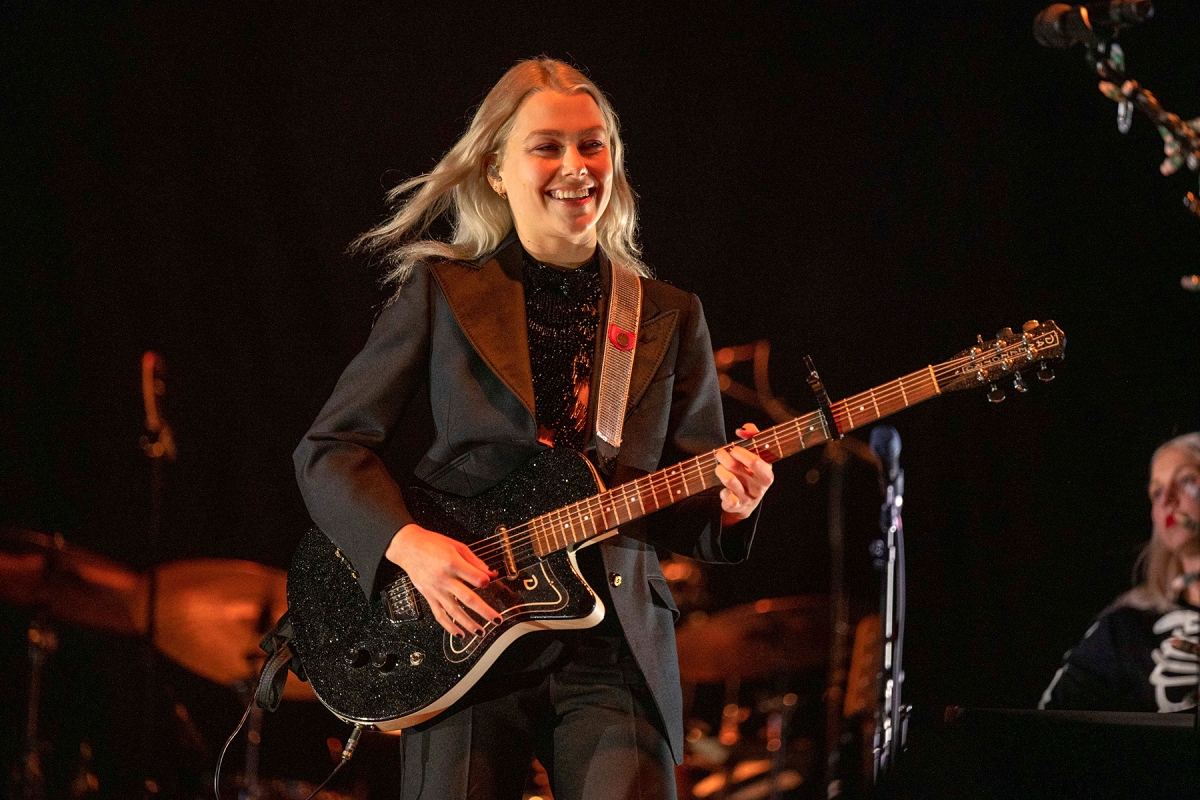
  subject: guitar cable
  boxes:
[213,697,365,800]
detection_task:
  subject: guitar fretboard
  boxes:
[526,365,941,557]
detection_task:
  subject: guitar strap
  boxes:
[594,263,643,473]
[254,611,306,712]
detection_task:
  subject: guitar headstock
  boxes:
[938,320,1066,400]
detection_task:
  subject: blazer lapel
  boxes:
[627,307,678,411]
[429,240,537,419]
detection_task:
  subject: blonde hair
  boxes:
[1132,431,1200,610]
[352,58,648,296]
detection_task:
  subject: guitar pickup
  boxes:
[497,525,519,580]
[383,576,422,623]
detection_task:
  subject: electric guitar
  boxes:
[286,320,1066,730]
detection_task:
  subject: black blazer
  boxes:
[294,235,756,761]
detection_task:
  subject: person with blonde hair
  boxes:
[294,58,774,799]
[1040,432,1200,712]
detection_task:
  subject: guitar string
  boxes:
[454,336,1054,568]
[387,336,1056,594]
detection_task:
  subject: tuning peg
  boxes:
[996,327,1013,339]
[1037,363,1055,382]
[987,383,1006,404]
[1021,320,1040,333]
[1013,373,1028,393]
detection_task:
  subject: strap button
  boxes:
[609,573,623,587]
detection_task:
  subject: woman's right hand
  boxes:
[385,523,501,637]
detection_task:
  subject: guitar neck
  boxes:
[528,365,941,557]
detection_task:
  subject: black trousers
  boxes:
[397,669,676,800]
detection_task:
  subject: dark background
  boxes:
[3,0,1199,793]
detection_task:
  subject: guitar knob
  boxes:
[1022,320,1040,333]
[409,651,425,667]
[987,384,1005,404]
[347,648,371,669]
[1037,363,1055,382]
[1013,373,1028,393]
[371,652,398,672]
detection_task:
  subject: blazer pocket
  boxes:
[421,450,473,487]
[647,575,680,622]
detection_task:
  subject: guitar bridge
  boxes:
[383,575,421,623]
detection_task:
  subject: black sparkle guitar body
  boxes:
[287,447,608,730]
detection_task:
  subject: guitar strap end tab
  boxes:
[256,611,308,712]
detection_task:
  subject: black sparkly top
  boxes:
[521,249,603,453]
[484,248,643,684]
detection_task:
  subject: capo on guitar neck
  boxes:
[804,356,842,441]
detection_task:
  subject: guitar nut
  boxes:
[410,651,425,666]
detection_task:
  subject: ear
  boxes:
[485,157,502,188]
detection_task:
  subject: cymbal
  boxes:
[675,595,830,683]
[152,559,313,701]
[0,526,146,635]
[0,528,313,701]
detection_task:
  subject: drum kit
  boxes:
[665,557,881,800]
[0,523,355,800]
[2,523,870,800]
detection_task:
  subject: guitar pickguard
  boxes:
[444,558,570,663]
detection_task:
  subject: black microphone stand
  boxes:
[869,427,909,791]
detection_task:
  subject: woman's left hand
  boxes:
[715,423,774,526]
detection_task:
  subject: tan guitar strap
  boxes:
[594,264,642,471]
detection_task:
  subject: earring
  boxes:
[488,164,506,199]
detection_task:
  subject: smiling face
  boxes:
[490,90,613,266]
[1149,445,1200,555]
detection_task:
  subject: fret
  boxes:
[641,476,662,513]
[680,457,702,496]
[869,387,881,420]
[898,375,909,407]
[655,470,674,508]
[576,501,592,539]
[801,416,822,449]
[538,514,558,555]
[764,429,783,461]
[553,510,574,547]
[598,495,617,530]
[835,395,854,433]
[567,504,585,544]
[666,465,687,502]
[927,364,941,395]
[589,496,606,535]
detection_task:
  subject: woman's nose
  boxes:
[562,146,587,176]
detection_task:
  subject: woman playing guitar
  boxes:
[293,58,774,800]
